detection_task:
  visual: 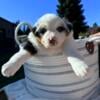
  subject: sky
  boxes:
[0,0,100,26]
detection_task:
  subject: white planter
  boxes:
[4,39,100,100]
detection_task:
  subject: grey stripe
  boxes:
[84,87,98,100]
[25,53,98,69]
[94,68,99,72]
[82,82,99,98]
[83,50,97,57]
[25,85,38,98]
[89,62,98,68]
[25,63,70,69]
[29,78,98,94]
[25,67,73,75]
[25,75,91,87]
[78,47,98,52]
[78,47,85,51]
[25,62,98,76]
[36,52,63,57]
[16,92,27,98]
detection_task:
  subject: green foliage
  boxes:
[92,23,98,28]
[79,32,89,39]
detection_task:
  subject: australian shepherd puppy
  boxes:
[1,13,89,100]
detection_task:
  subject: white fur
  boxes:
[34,14,67,50]
[1,48,31,77]
[1,13,88,77]
[64,32,88,77]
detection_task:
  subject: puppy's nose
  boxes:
[49,37,57,45]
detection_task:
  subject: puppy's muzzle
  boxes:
[49,37,57,46]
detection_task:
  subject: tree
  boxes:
[92,23,98,28]
[57,0,89,39]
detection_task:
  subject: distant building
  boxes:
[0,17,16,48]
[88,26,100,35]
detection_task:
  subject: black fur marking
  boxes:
[65,23,73,36]
[24,41,38,55]
[35,31,41,38]
[38,28,47,35]
[32,27,37,33]
[67,23,73,32]
[34,28,47,38]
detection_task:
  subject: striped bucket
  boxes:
[23,39,99,100]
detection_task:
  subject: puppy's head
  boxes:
[32,14,73,49]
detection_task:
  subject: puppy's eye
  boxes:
[56,26,65,32]
[38,28,47,34]
[35,31,41,38]
[35,28,47,38]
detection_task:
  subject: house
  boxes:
[0,18,24,90]
[0,17,16,48]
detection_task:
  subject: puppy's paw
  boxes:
[71,62,88,77]
[68,57,88,77]
[1,63,17,77]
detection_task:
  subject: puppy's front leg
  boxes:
[1,48,32,77]
[65,35,88,77]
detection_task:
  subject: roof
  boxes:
[0,17,16,26]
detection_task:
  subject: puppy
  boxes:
[2,13,88,77]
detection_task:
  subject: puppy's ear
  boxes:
[62,17,73,33]
[32,27,37,33]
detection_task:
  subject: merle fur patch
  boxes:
[24,41,38,55]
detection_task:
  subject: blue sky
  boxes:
[0,0,100,26]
